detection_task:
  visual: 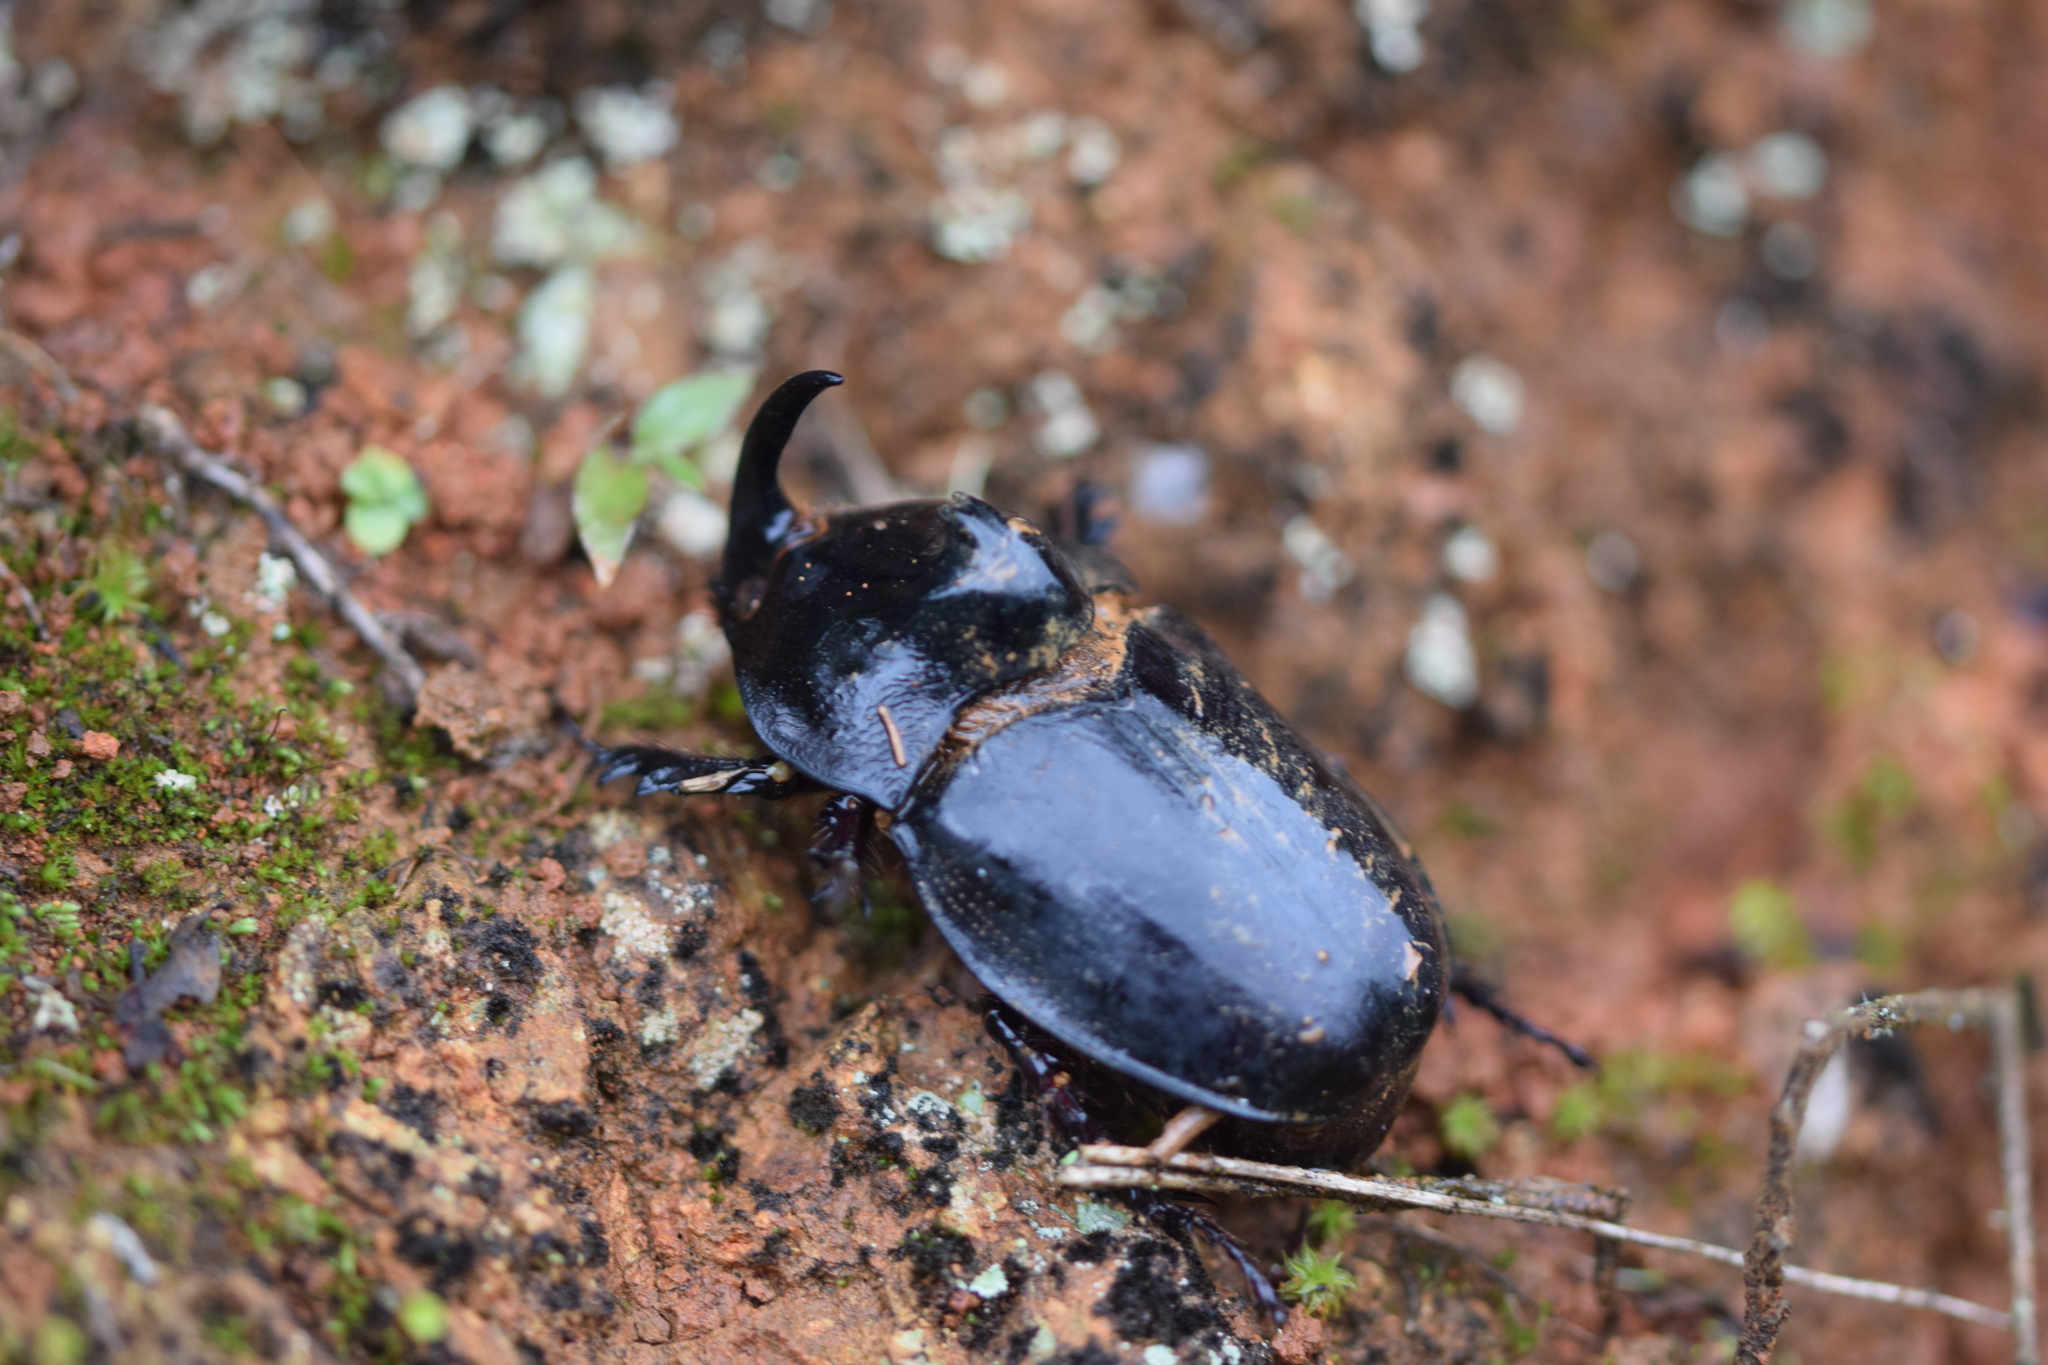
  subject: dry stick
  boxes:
[0,556,45,639]
[135,405,427,708]
[1059,1147,2014,1333]
[1993,990,2041,1365]
[0,327,80,405]
[1737,986,2038,1365]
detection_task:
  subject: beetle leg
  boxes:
[1449,963,1599,1071]
[982,1005,1288,1323]
[590,744,813,799]
[808,792,875,917]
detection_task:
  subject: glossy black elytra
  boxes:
[594,370,1449,1171]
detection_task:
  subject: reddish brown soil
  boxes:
[0,0,2045,1361]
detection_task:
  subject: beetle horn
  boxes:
[721,369,844,592]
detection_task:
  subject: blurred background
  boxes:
[2,0,2043,1359]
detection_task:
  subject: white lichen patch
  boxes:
[685,1009,763,1088]
[599,887,669,959]
[638,1007,681,1048]
[587,810,639,852]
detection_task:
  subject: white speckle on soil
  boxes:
[599,888,669,960]
[1130,444,1210,527]
[1748,131,1827,200]
[1441,525,1498,583]
[1027,369,1097,457]
[1282,515,1353,604]
[1585,530,1640,592]
[381,85,473,171]
[1357,0,1429,72]
[657,489,728,560]
[638,1007,681,1047]
[685,1009,764,1088]
[493,158,641,269]
[1451,354,1525,435]
[1673,153,1748,237]
[1795,1051,1851,1163]
[574,84,678,168]
[1405,592,1479,708]
[1065,117,1119,186]
[513,265,595,398]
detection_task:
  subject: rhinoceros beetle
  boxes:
[592,369,1477,1179]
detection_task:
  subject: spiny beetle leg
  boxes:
[590,744,815,799]
[808,792,875,918]
[981,1003,1287,1323]
[1449,962,1599,1072]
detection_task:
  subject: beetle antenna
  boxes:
[721,370,844,599]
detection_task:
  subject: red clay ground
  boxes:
[0,0,2045,1361]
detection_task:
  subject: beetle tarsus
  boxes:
[1450,963,1599,1072]
[589,744,810,799]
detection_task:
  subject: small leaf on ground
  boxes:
[340,447,429,556]
[573,447,648,588]
[632,369,755,467]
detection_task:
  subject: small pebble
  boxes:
[1129,444,1210,527]
[79,732,119,761]
[1585,530,1640,592]
[381,86,474,172]
[1673,153,1748,237]
[1441,526,1498,583]
[1932,608,1979,665]
[1405,593,1479,708]
[1451,355,1525,436]
[1748,131,1827,200]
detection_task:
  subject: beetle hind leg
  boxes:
[1449,963,1598,1071]
[807,792,876,917]
[981,1004,1288,1323]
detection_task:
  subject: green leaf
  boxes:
[343,504,413,558]
[339,447,428,556]
[631,370,755,464]
[652,448,707,490]
[573,448,649,588]
[397,1289,449,1344]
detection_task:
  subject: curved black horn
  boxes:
[720,370,843,595]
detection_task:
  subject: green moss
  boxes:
[601,690,698,732]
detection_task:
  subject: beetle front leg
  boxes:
[808,792,875,917]
[591,744,814,799]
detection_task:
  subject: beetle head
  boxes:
[718,373,1093,807]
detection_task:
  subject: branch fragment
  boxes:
[1059,1144,2014,1335]
[135,404,427,708]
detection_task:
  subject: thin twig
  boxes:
[1993,989,2040,1365]
[0,327,80,405]
[0,556,45,639]
[1738,986,2037,1364]
[1060,1146,2013,1333]
[134,405,427,708]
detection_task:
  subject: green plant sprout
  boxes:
[1729,877,1814,969]
[84,546,151,622]
[1305,1198,1358,1246]
[1440,1092,1502,1160]
[339,447,429,556]
[1280,1245,1359,1318]
[573,369,755,586]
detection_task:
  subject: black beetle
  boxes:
[594,370,1449,1172]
